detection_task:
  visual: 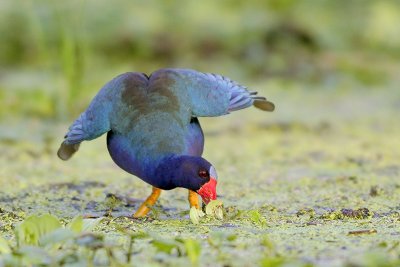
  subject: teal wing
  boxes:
[57,72,148,160]
[158,69,275,117]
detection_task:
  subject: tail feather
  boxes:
[64,113,86,144]
[253,99,275,111]
[57,142,80,160]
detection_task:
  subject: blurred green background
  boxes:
[1,0,399,120]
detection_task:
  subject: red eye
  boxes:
[198,170,209,179]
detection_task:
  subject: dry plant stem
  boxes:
[348,229,377,235]
[133,187,161,218]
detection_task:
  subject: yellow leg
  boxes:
[188,190,200,209]
[133,187,161,218]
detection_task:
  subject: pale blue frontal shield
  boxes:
[209,165,218,180]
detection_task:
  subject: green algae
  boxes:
[1,86,400,266]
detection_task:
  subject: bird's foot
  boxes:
[133,187,161,218]
[188,190,200,210]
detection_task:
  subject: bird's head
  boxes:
[154,155,218,204]
[195,164,218,204]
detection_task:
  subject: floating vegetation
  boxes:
[189,207,205,225]
[321,208,373,220]
[205,200,224,220]
[190,200,224,224]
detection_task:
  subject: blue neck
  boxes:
[107,131,206,191]
[147,155,191,190]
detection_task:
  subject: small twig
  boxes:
[106,247,116,266]
[83,214,101,219]
[127,236,134,263]
[88,249,97,267]
[348,229,377,235]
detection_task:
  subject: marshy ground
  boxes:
[1,83,399,266]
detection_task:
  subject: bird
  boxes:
[57,68,275,217]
